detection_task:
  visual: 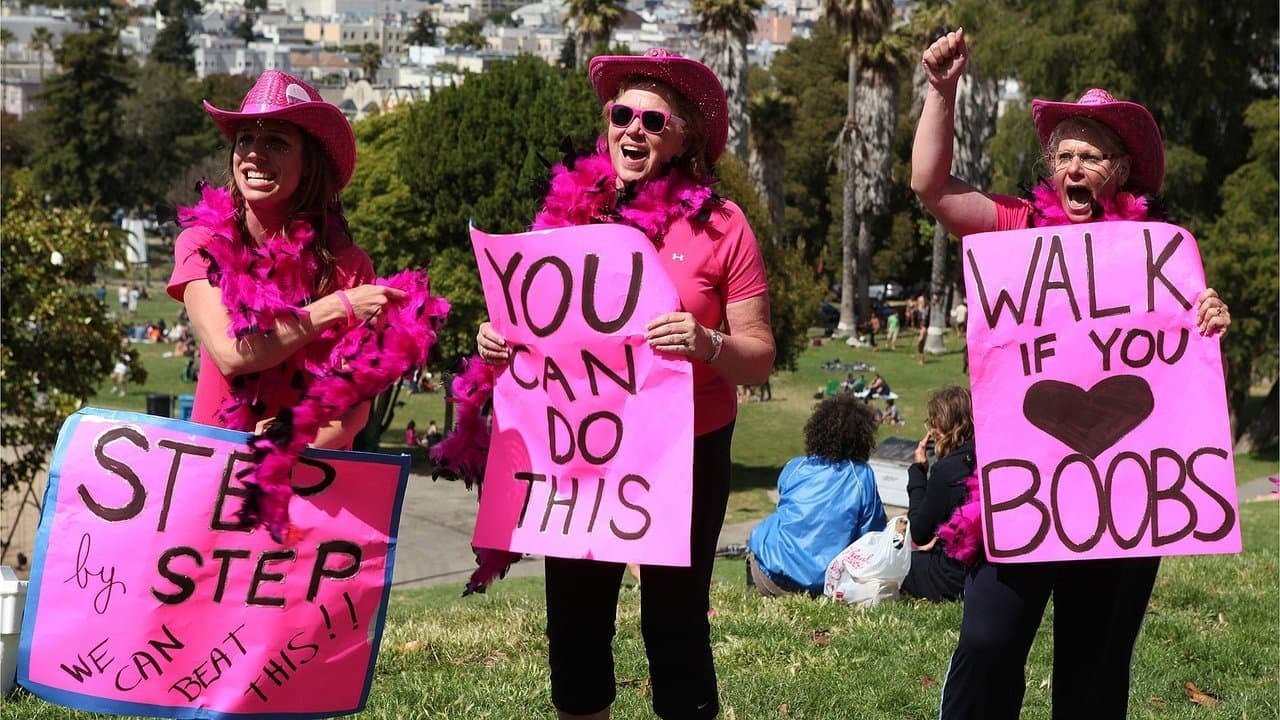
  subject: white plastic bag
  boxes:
[823,515,911,607]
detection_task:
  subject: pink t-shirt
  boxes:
[167,225,375,428]
[655,199,769,436]
[992,193,1034,231]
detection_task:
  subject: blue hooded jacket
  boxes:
[748,456,887,593]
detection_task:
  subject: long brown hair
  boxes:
[927,386,974,459]
[226,128,344,297]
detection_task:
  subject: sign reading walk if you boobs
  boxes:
[963,221,1240,563]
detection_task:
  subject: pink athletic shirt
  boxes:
[654,199,769,436]
[166,225,375,427]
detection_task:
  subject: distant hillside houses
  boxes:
[2,0,825,119]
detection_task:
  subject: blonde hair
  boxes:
[927,386,974,459]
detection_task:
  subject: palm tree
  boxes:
[747,86,794,245]
[562,0,624,69]
[694,0,762,162]
[31,27,54,81]
[360,43,382,84]
[823,0,895,336]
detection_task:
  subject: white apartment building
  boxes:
[193,34,293,77]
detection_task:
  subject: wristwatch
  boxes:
[706,329,724,363]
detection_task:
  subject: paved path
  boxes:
[391,470,1278,590]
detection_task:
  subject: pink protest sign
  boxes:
[469,224,694,566]
[963,221,1240,563]
[18,408,408,719]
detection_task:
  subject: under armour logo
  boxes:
[671,252,685,261]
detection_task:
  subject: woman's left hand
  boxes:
[1195,288,1231,337]
[646,312,707,360]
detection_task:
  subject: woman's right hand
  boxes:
[331,283,406,327]
[921,28,967,92]
[477,321,509,364]
[914,430,934,465]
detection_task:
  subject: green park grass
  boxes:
[8,504,1278,719]
[10,287,1276,718]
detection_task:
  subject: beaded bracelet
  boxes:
[336,290,357,328]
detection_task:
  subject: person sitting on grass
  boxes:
[867,373,891,396]
[881,398,903,425]
[901,386,975,603]
[746,395,887,597]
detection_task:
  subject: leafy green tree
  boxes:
[954,0,1277,225]
[234,16,256,42]
[0,187,140,494]
[1202,97,1279,451]
[345,54,822,377]
[1,115,37,198]
[717,155,823,372]
[32,11,134,212]
[344,57,600,366]
[151,15,195,72]
[406,11,439,46]
[694,0,763,161]
[562,0,623,68]
[445,21,486,50]
[360,43,382,82]
[118,63,230,212]
[763,25,845,270]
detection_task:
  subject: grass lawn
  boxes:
[9,502,1277,719]
[23,289,1270,718]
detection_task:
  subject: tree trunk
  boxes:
[856,214,872,324]
[1234,380,1278,454]
[925,221,948,353]
[748,141,785,245]
[354,383,402,452]
[704,25,750,161]
[837,49,858,336]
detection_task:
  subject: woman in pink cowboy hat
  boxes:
[166,71,446,539]
[910,30,1231,720]
[473,49,775,719]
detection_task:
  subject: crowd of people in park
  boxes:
[81,27,1235,720]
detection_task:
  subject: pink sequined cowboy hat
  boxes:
[204,70,357,190]
[1031,88,1165,195]
[589,48,730,164]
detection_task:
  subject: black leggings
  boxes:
[544,422,734,718]
[939,556,1160,719]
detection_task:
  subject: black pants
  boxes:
[545,422,734,719]
[939,556,1160,719]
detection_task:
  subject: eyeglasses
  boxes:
[607,103,681,134]
[1053,151,1120,172]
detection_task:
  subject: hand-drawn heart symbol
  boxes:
[1022,376,1154,458]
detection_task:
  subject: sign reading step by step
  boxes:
[18,408,409,720]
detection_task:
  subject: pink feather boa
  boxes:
[531,137,718,242]
[937,473,983,566]
[938,180,1159,566]
[428,357,519,595]
[1028,178,1156,226]
[427,139,717,593]
[179,184,450,541]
